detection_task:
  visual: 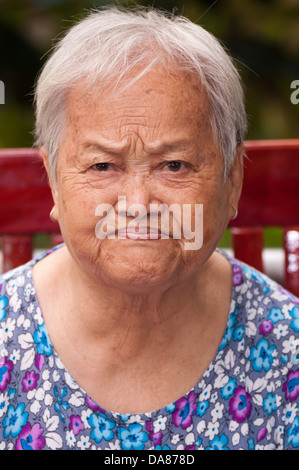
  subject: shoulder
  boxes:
[221,250,299,390]
[0,262,34,317]
[230,255,299,398]
[214,252,299,449]
[219,247,299,314]
[226,253,299,352]
[0,247,61,349]
[0,260,39,357]
[0,244,65,313]
[231,254,299,333]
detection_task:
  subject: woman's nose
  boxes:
[116,174,154,214]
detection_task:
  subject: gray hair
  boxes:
[34,6,247,182]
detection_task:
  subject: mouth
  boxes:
[115,227,164,240]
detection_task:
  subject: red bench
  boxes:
[230,139,299,296]
[0,148,61,272]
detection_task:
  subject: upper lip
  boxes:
[116,227,161,235]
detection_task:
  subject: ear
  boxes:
[227,144,244,219]
[40,146,59,211]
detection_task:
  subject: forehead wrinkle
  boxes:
[63,69,216,160]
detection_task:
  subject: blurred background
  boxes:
[0,0,299,252]
[1,0,299,147]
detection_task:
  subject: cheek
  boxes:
[56,182,104,243]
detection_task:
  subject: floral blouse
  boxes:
[0,245,298,450]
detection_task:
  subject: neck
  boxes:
[33,245,231,365]
[64,247,208,344]
[47,246,218,357]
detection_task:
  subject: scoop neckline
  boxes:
[25,243,239,420]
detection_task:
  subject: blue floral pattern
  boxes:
[0,246,298,450]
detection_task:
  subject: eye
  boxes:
[92,163,111,172]
[166,161,185,172]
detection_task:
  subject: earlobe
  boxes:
[231,206,238,220]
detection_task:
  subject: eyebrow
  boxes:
[80,142,131,157]
[80,139,193,157]
[144,140,192,155]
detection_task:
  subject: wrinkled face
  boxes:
[46,68,242,291]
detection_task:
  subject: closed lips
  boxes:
[116,227,162,239]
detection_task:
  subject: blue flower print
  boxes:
[206,434,229,450]
[197,400,209,417]
[165,402,176,413]
[3,403,28,438]
[120,414,130,423]
[287,416,299,448]
[248,438,255,450]
[243,267,270,293]
[267,307,284,324]
[88,412,115,443]
[155,444,171,450]
[33,323,53,356]
[233,325,245,342]
[0,295,8,322]
[53,386,69,423]
[221,377,237,400]
[219,311,237,350]
[290,306,299,332]
[263,393,277,415]
[249,338,276,372]
[118,423,148,450]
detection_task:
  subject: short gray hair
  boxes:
[34,6,247,182]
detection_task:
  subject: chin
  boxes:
[96,241,184,290]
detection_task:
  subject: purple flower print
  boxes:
[232,264,243,286]
[172,391,197,429]
[229,386,252,423]
[15,423,45,450]
[259,320,274,336]
[35,354,45,371]
[257,427,267,442]
[85,396,104,413]
[22,370,39,393]
[69,415,85,436]
[283,369,299,402]
[145,421,163,447]
[151,431,163,447]
[0,356,13,392]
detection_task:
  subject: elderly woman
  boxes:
[0,7,298,451]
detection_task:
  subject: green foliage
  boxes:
[1,0,298,146]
